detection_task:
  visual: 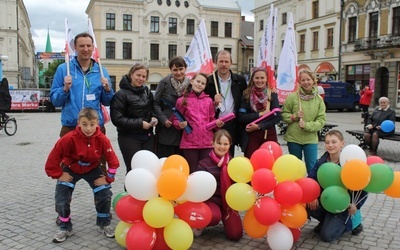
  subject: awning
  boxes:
[315,62,336,73]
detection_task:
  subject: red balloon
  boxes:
[251,169,277,194]
[126,221,156,250]
[295,178,321,203]
[253,197,281,226]
[250,149,275,170]
[115,195,146,223]
[260,141,283,161]
[289,227,301,242]
[174,202,212,229]
[367,155,385,166]
[274,181,303,206]
[153,228,171,250]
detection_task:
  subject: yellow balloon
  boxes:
[225,183,256,211]
[143,197,174,228]
[164,218,194,250]
[272,155,302,182]
[115,221,133,248]
[227,156,254,183]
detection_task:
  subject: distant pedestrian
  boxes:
[45,107,120,243]
[359,85,373,124]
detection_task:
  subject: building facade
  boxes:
[341,0,400,111]
[254,0,341,82]
[0,0,36,89]
[86,0,244,91]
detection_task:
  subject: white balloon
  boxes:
[340,144,367,166]
[159,157,167,168]
[125,168,158,201]
[182,171,217,202]
[130,150,162,178]
[267,222,294,250]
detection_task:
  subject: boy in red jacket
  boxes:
[45,107,119,243]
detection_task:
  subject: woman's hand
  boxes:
[164,120,172,128]
[297,110,304,119]
[142,121,153,130]
[216,119,224,128]
[299,120,305,129]
[150,117,158,126]
[246,123,260,132]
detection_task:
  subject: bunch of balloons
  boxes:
[318,144,399,214]
[112,150,217,250]
[225,141,320,250]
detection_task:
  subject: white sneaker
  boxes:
[52,229,74,243]
[192,228,204,238]
[99,225,115,238]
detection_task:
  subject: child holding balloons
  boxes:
[196,129,243,241]
[306,130,367,242]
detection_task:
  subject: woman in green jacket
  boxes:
[282,69,326,173]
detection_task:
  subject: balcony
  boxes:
[353,34,400,51]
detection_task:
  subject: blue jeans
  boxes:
[287,142,318,174]
[55,166,112,231]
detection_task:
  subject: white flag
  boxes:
[184,19,214,79]
[64,18,75,56]
[87,17,100,61]
[277,13,298,103]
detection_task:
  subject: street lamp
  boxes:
[338,0,344,81]
[0,54,9,80]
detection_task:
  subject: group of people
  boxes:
[43,32,394,244]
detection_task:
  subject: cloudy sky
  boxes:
[24,0,254,53]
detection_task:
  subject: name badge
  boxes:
[86,94,96,101]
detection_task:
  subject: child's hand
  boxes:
[164,120,172,128]
[179,121,187,129]
[216,119,224,128]
[347,203,357,215]
[58,172,73,182]
[94,176,108,186]
[307,199,319,210]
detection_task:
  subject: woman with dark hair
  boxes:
[238,67,281,158]
[110,63,158,174]
[153,56,191,158]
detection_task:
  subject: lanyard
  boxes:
[83,63,92,90]
[222,81,231,99]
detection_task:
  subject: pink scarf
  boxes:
[209,150,232,211]
[250,87,269,112]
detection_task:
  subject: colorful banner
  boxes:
[276,12,298,104]
[36,52,66,60]
[10,90,40,110]
[184,19,214,79]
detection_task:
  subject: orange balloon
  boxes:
[341,159,371,190]
[384,171,400,198]
[157,168,187,200]
[162,154,190,177]
[243,206,269,238]
[280,203,308,228]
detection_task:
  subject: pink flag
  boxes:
[184,19,214,79]
[276,13,298,104]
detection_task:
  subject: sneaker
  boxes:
[313,223,322,233]
[192,228,204,238]
[352,224,363,235]
[99,225,115,238]
[52,229,74,243]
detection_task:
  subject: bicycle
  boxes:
[0,115,17,136]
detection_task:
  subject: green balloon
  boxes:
[364,163,394,193]
[112,191,128,211]
[317,162,344,189]
[320,186,350,213]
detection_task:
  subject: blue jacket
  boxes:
[50,57,114,127]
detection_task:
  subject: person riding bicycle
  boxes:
[0,78,11,122]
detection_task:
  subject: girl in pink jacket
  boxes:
[173,72,223,173]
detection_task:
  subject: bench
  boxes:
[277,122,338,141]
[346,130,400,148]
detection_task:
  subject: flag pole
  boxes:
[98,57,104,78]
[212,71,220,95]
[64,18,70,76]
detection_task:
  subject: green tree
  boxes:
[43,59,64,85]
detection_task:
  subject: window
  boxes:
[169,17,177,34]
[187,19,195,35]
[123,14,132,31]
[106,42,115,59]
[225,22,232,38]
[248,58,254,70]
[123,42,132,59]
[300,34,305,52]
[150,44,159,60]
[348,17,357,42]
[282,13,287,25]
[393,7,400,36]
[260,20,264,31]
[210,47,218,61]
[327,28,334,48]
[151,16,159,33]
[109,76,116,91]
[312,1,319,19]
[224,48,232,54]
[168,45,177,60]
[106,13,115,30]
[211,21,218,36]
[369,12,378,38]
[313,31,319,50]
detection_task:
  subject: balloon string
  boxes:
[344,214,352,224]
[355,193,368,206]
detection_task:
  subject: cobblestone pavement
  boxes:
[1,111,399,249]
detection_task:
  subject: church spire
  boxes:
[45,28,53,53]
